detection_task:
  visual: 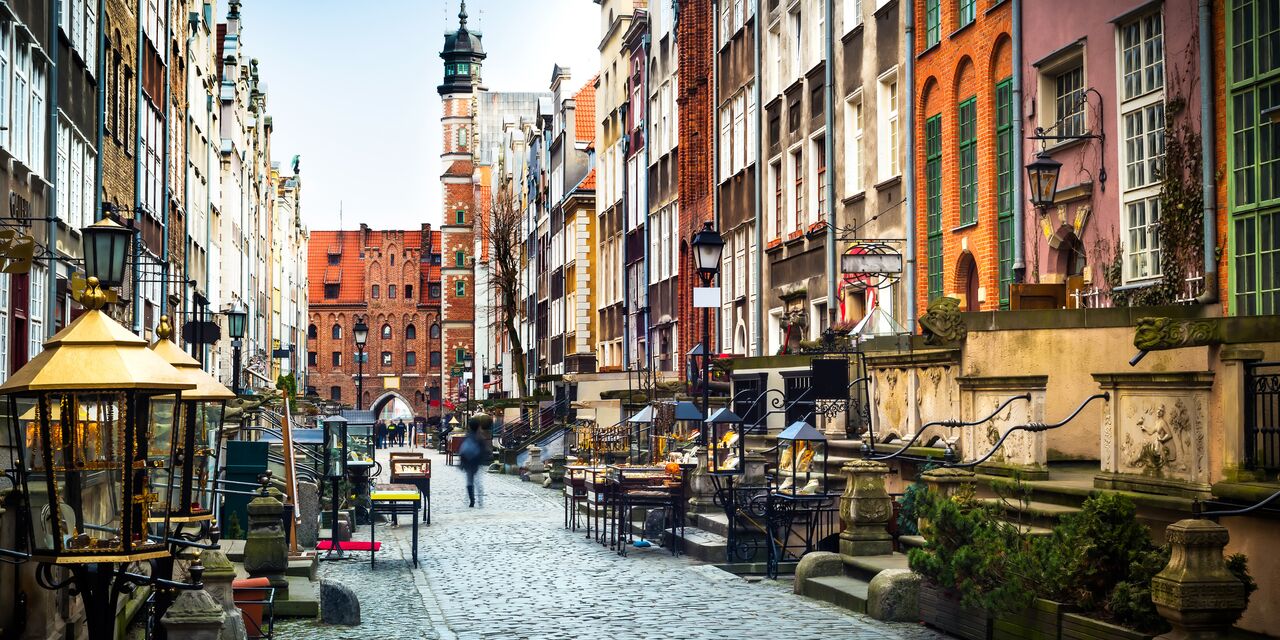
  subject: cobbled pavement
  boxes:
[276,446,949,640]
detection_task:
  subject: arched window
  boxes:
[430,323,441,339]
[307,324,317,339]
[331,324,342,339]
[391,254,396,266]
[406,324,417,340]
[381,324,392,340]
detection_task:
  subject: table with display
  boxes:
[389,454,432,525]
[606,465,686,557]
[368,484,423,568]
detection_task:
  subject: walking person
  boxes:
[458,416,493,508]
[374,420,385,449]
[397,419,408,446]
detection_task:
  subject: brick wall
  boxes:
[102,0,137,209]
[1213,0,1230,315]
[677,0,715,375]
[912,0,1011,314]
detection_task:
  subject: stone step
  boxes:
[843,552,910,583]
[977,496,1081,530]
[799,574,870,614]
[273,575,320,618]
[672,525,728,563]
[692,511,730,537]
[898,534,927,550]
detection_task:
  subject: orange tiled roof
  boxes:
[308,230,366,305]
[578,168,596,192]
[574,77,597,144]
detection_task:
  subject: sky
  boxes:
[243,0,599,231]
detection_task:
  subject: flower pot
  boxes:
[994,599,1074,640]
[1061,612,1153,640]
[920,582,993,640]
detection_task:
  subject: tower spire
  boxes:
[458,1,468,29]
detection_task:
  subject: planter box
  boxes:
[920,583,993,640]
[1060,612,1152,640]
[994,599,1073,640]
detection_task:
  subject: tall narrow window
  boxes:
[814,136,827,223]
[772,161,784,238]
[878,71,900,180]
[456,250,465,266]
[957,0,975,28]
[926,114,943,302]
[455,280,466,297]
[1120,11,1166,284]
[845,95,864,195]
[792,149,804,232]
[388,284,396,299]
[1055,65,1085,138]
[371,284,380,299]
[995,78,1015,309]
[957,97,978,226]
[925,0,940,48]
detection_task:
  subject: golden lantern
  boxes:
[0,278,195,565]
[148,315,235,526]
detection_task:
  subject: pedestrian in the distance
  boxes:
[397,419,408,446]
[458,416,493,508]
[374,420,385,449]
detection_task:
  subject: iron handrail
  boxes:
[946,392,1109,468]
[1195,487,1280,519]
[866,393,1033,462]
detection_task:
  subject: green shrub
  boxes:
[1104,546,1170,634]
[896,480,926,536]
[1035,492,1156,610]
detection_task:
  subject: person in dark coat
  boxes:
[458,416,493,508]
[397,419,408,446]
[374,420,385,449]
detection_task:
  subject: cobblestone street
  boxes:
[278,446,947,640]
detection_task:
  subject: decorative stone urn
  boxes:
[199,548,248,640]
[1152,519,1248,640]
[244,491,289,596]
[918,467,976,533]
[839,459,893,557]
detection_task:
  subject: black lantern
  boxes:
[320,414,348,560]
[227,302,248,340]
[705,407,744,475]
[81,218,132,289]
[1025,152,1063,209]
[149,317,235,524]
[626,405,655,464]
[353,317,369,348]
[775,420,828,495]
[690,221,725,281]
[673,400,703,444]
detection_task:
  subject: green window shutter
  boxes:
[925,0,940,47]
[995,78,1015,310]
[958,97,978,226]
[926,114,944,303]
[958,0,975,27]
[456,250,465,266]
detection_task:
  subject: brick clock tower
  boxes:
[439,2,484,414]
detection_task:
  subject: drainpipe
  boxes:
[45,0,60,339]
[133,0,145,332]
[711,0,721,354]
[160,0,171,320]
[643,32,654,365]
[94,0,106,223]
[824,0,837,327]
[1195,0,1219,305]
[752,9,764,356]
[621,103,631,371]
[903,0,917,330]
[1012,0,1025,277]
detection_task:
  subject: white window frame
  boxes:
[844,91,864,195]
[0,21,10,151]
[810,132,827,226]
[844,0,863,33]
[789,9,802,81]
[1117,10,1165,283]
[877,68,900,181]
[789,145,804,232]
[13,37,29,165]
[770,159,783,238]
[746,82,757,164]
[30,263,45,356]
[719,102,732,180]
[732,92,746,173]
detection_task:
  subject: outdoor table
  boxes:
[607,466,685,557]
[369,484,423,568]
[564,465,593,531]
[583,467,615,546]
[389,454,432,525]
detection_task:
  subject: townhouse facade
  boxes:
[643,0,681,372]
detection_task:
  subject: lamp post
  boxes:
[0,223,202,640]
[320,415,349,560]
[690,221,725,445]
[462,351,474,423]
[432,320,442,425]
[227,302,247,396]
[353,317,369,411]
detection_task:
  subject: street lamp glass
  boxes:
[227,303,247,339]
[353,318,369,348]
[690,221,725,277]
[1025,152,1063,209]
[81,217,132,289]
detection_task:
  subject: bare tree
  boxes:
[484,185,530,398]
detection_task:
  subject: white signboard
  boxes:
[842,253,903,275]
[693,287,721,308]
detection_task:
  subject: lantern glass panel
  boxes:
[707,423,742,474]
[20,392,168,561]
[147,395,180,517]
[776,422,828,495]
[192,401,226,515]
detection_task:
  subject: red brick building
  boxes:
[913,0,1012,313]
[676,0,717,370]
[306,225,443,419]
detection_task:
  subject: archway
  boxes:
[955,252,980,312]
[370,391,416,423]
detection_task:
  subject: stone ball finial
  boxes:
[157,315,173,340]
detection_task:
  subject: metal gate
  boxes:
[1245,361,1280,473]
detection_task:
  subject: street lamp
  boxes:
[0,276,199,640]
[82,217,133,288]
[227,302,248,396]
[689,221,724,445]
[353,317,369,410]
[1025,152,1063,210]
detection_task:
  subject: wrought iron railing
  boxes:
[497,399,573,450]
[1245,361,1280,472]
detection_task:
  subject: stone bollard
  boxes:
[526,446,547,485]
[1152,519,1248,640]
[320,579,361,626]
[244,490,290,598]
[161,587,227,640]
[686,447,718,514]
[199,549,248,640]
[918,467,976,533]
[839,459,893,557]
[295,481,320,549]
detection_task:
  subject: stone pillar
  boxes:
[244,491,290,597]
[1218,348,1264,483]
[839,460,893,557]
[160,588,226,640]
[957,375,1048,479]
[686,447,717,514]
[294,481,320,549]
[1152,519,1248,640]
[199,549,248,640]
[919,467,976,533]
[742,451,767,486]
[526,445,547,485]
